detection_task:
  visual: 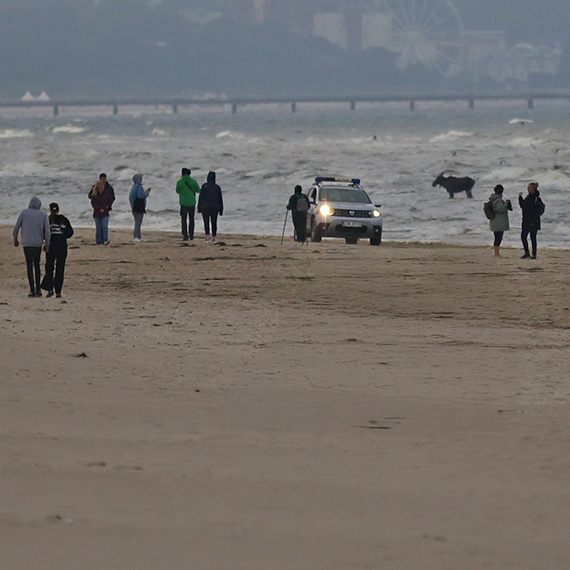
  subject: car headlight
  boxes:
[372,209,381,218]
[319,204,333,216]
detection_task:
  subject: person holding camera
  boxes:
[519,182,545,259]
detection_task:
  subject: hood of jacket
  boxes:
[207,171,216,184]
[132,174,143,185]
[28,196,42,209]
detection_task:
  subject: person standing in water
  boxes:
[40,203,74,298]
[519,182,545,259]
[129,174,151,242]
[488,184,512,258]
[198,171,224,243]
[12,196,51,297]
[88,173,115,245]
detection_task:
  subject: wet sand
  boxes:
[1,226,570,569]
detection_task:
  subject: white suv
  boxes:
[305,177,383,245]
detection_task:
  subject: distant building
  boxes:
[220,0,562,82]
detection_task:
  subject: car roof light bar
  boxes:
[315,177,361,185]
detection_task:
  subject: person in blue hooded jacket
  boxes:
[129,174,151,242]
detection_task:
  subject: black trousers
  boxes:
[292,211,308,242]
[23,247,42,293]
[202,209,219,236]
[521,228,538,256]
[42,246,68,295]
[180,206,195,239]
[493,231,504,247]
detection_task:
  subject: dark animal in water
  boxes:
[432,173,475,198]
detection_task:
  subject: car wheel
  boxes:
[345,237,358,245]
[370,230,382,246]
[311,220,322,242]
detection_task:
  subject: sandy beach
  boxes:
[1,225,570,569]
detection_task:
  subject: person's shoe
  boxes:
[35,290,42,297]
[531,255,537,259]
[28,291,36,298]
[211,238,217,243]
[205,236,211,242]
[182,236,189,241]
[56,294,62,298]
[133,238,141,243]
[46,291,54,298]
[521,253,530,259]
[104,240,110,246]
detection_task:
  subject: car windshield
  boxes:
[319,187,371,204]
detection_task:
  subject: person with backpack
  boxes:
[129,174,151,242]
[40,203,74,298]
[176,168,201,241]
[198,171,224,243]
[286,185,309,244]
[519,182,545,259]
[487,184,512,258]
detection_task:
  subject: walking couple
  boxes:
[176,169,224,242]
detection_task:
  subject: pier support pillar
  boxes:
[409,100,415,112]
[232,103,237,114]
[468,98,475,110]
[113,104,118,115]
[172,104,178,114]
[350,101,356,111]
[53,105,59,116]
[528,98,534,110]
[291,101,296,113]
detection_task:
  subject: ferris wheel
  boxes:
[375,0,466,77]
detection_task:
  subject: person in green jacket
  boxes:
[176,168,201,240]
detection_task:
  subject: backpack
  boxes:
[483,200,495,220]
[296,194,309,213]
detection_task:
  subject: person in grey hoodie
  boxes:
[13,197,51,297]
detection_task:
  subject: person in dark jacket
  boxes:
[198,171,224,243]
[88,173,115,245]
[519,182,545,259]
[12,196,51,297]
[129,174,151,242]
[286,185,309,244]
[40,203,74,298]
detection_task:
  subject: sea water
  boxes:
[0,100,568,247]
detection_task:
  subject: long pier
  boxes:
[2,92,570,116]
